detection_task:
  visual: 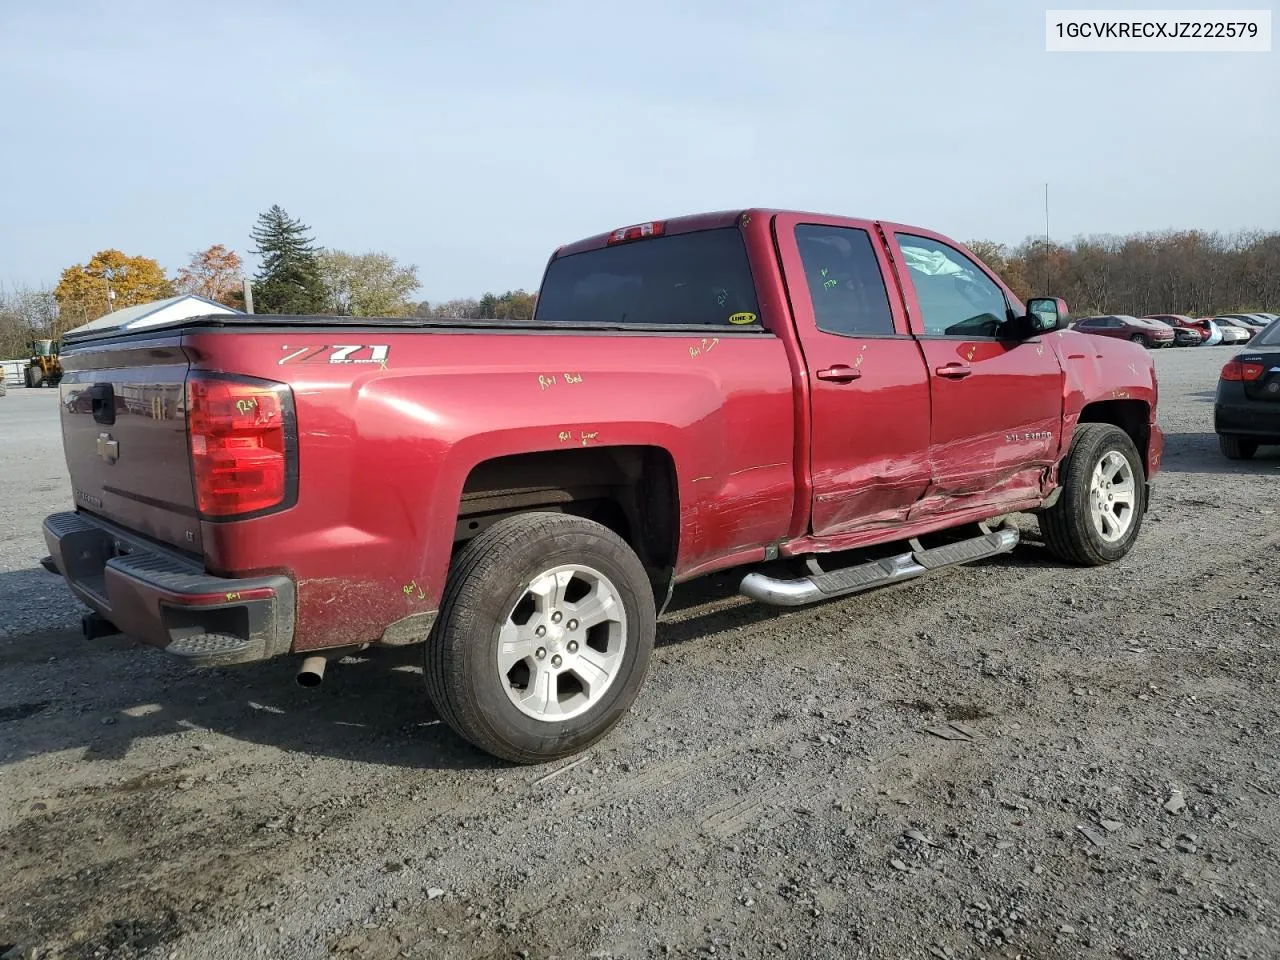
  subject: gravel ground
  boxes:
[1,346,1278,960]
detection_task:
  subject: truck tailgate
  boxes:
[59,334,200,552]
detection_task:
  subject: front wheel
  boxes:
[1219,434,1258,460]
[1129,334,1149,348]
[25,366,41,389]
[1040,423,1146,566]
[425,512,656,764]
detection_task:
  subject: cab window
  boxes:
[794,225,896,337]
[535,227,760,327]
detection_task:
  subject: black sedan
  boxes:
[1215,318,1280,459]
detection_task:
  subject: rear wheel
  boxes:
[1041,423,1145,566]
[1219,434,1258,460]
[425,512,656,764]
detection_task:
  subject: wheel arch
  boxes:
[455,445,680,610]
[1076,399,1152,477]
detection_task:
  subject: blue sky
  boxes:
[1,0,1276,303]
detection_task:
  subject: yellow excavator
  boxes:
[25,338,62,388]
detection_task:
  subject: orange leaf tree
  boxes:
[176,244,243,305]
[53,249,174,323]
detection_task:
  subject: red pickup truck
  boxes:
[43,209,1162,763]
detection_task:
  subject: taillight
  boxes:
[607,221,665,244]
[187,374,297,518]
[1221,361,1265,382]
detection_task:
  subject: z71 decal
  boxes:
[278,344,390,367]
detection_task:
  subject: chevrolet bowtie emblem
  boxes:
[97,432,119,464]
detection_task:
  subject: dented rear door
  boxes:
[772,212,932,537]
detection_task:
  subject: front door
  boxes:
[773,214,932,537]
[882,227,1065,514]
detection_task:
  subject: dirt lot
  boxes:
[2,346,1278,960]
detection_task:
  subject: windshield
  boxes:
[535,227,761,327]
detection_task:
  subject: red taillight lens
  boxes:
[1221,361,1265,382]
[187,375,295,518]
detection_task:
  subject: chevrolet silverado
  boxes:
[43,209,1163,763]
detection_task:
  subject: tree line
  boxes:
[966,229,1280,319]
[5,221,1278,360]
[0,205,426,357]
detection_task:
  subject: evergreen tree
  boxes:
[249,205,327,314]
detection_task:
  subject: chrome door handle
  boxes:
[815,365,862,383]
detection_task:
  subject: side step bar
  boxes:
[739,524,1019,607]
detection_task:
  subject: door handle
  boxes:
[934,363,972,380]
[815,365,862,383]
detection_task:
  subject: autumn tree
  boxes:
[967,229,1280,317]
[492,289,536,321]
[318,250,420,317]
[176,244,243,305]
[422,298,483,319]
[53,249,173,324]
[249,205,327,314]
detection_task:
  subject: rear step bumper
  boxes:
[42,511,295,667]
[740,525,1019,607]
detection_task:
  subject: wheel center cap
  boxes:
[545,624,566,651]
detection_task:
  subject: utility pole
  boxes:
[242,276,255,314]
[1043,183,1051,294]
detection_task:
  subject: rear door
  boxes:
[59,333,200,551]
[882,226,1065,508]
[773,213,932,537]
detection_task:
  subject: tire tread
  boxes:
[425,511,653,764]
[1041,423,1144,567]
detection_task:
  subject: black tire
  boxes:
[425,512,656,764]
[1219,434,1258,460]
[1040,423,1146,566]
[25,366,41,389]
[1128,333,1149,348]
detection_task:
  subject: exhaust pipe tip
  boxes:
[296,655,328,688]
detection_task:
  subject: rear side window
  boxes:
[1256,320,1280,346]
[794,225,895,337]
[534,227,760,327]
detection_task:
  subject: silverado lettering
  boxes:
[42,208,1162,764]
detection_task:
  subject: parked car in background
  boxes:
[1150,320,1202,347]
[1215,316,1280,459]
[1074,315,1176,348]
[1145,314,1194,328]
[1211,317,1257,342]
[1206,319,1252,344]
[1224,313,1274,329]
[1174,317,1224,346]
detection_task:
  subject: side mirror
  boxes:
[1027,297,1069,332]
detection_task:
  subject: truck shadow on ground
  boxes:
[1156,430,1280,475]
[0,567,811,773]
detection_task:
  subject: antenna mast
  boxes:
[1044,183,1051,293]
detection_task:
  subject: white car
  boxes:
[1211,318,1255,343]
